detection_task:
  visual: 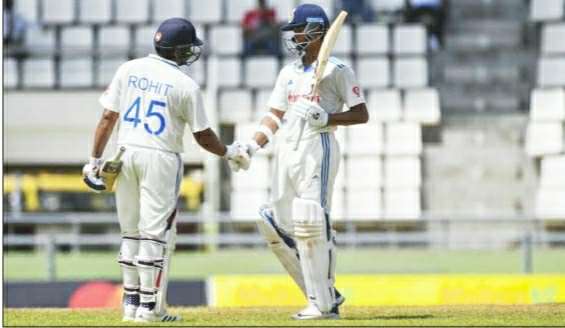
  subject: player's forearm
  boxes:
[92,110,119,158]
[328,103,369,126]
[193,128,227,157]
[253,117,279,147]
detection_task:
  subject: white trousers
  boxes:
[115,145,183,239]
[271,133,341,234]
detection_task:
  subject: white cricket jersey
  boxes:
[100,54,210,154]
[267,57,366,142]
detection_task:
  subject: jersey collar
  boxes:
[148,54,180,69]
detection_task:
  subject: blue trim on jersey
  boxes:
[320,133,330,211]
[328,57,345,69]
[174,154,182,196]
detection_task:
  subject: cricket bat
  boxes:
[98,146,126,192]
[294,10,348,151]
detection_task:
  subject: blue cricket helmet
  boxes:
[154,17,203,66]
[281,4,330,31]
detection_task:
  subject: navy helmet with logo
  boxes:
[154,17,203,66]
[281,4,329,57]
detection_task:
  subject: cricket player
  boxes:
[231,4,369,320]
[82,18,247,323]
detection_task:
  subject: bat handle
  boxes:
[293,119,306,151]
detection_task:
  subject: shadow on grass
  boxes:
[342,314,434,321]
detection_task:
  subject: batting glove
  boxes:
[82,157,105,193]
[293,98,329,127]
[225,142,251,172]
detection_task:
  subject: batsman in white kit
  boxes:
[230,4,369,320]
[82,18,248,323]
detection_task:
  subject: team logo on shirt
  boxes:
[353,86,361,97]
[155,32,162,42]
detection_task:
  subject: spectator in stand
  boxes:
[3,0,27,48]
[339,0,375,24]
[405,0,445,50]
[242,0,281,57]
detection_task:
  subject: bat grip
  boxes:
[293,119,306,151]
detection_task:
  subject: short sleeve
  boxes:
[99,63,125,112]
[335,66,366,108]
[267,69,288,112]
[185,88,210,133]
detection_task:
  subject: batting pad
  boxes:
[293,198,334,312]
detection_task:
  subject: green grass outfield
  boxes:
[5,248,565,281]
[5,304,565,326]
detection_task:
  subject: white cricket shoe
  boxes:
[134,307,182,323]
[292,303,339,320]
[122,305,138,322]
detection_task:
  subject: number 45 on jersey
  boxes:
[124,96,167,136]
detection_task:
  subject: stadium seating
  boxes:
[530,0,564,21]
[153,0,188,22]
[209,25,243,55]
[540,155,565,188]
[356,57,390,88]
[24,26,56,55]
[219,89,253,123]
[115,0,149,23]
[394,57,428,88]
[244,57,279,88]
[384,156,421,189]
[529,88,565,121]
[333,25,353,56]
[61,26,93,55]
[403,88,441,125]
[232,155,271,190]
[188,0,223,24]
[541,23,565,54]
[22,59,55,88]
[78,0,112,24]
[384,189,421,219]
[525,122,563,157]
[537,57,565,87]
[346,123,384,155]
[4,58,18,89]
[60,58,93,88]
[346,156,382,190]
[15,0,39,23]
[347,189,382,219]
[42,0,75,24]
[135,25,160,56]
[96,57,127,87]
[367,89,402,122]
[384,122,423,156]
[98,26,131,56]
[356,24,389,55]
[393,24,427,55]
[225,0,256,23]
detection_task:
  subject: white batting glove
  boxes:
[82,157,105,193]
[293,98,329,127]
[224,142,251,172]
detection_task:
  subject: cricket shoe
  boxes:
[122,305,138,322]
[335,289,346,307]
[292,303,339,320]
[134,307,182,323]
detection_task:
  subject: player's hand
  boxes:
[82,157,106,193]
[225,142,251,172]
[293,98,329,127]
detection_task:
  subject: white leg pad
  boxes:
[118,236,140,295]
[155,218,176,316]
[135,238,165,304]
[293,198,334,313]
[257,206,306,296]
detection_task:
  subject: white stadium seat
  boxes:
[232,156,270,190]
[347,122,384,155]
[231,190,269,221]
[219,89,253,123]
[181,59,206,86]
[61,26,93,54]
[60,58,93,88]
[356,24,389,55]
[226,0,256,23]
[42,0,74,24]
[394,24,427,55]
[25,26,56,54]
[335,127,347,154]
[367,89,402,122]
[245,57,278,88]
[97,57,127,87]
[385,122,423,155]
[540,155,565,188]
[535,189,565,219]
[330,188,346,221]
[538,57,565,87]
[23,58,55,88]
[530,88,565,121]
[384,189,421,219]
[273,0,296,23]
[4,58,18,88]
[254,89,273,114]
[188,0,222,24]
[79,0,112,23]
[333,25,352,56]
[16,0,39,23]
[394,57,428,88]
[346,156,382,190]
[135,25,160,55]
[116,0,149,23]
[530,0,564,21]
[525,122,564,157]
[214,57,242,87]
[542,23,565,54]
[209,25,243,55]
[403,88,441,125]
[357,57,390,88]
[99,26,130,56]
[384,156,421,188]
[370,0,405,12]
[347,189,382,220]
[154,0,187,22]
